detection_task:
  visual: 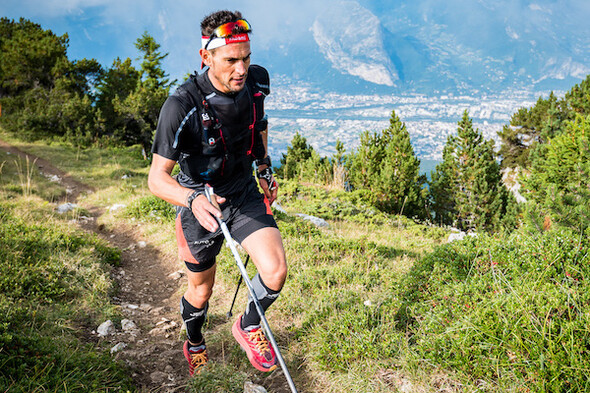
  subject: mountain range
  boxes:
[254,0,590,94]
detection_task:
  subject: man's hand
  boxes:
[190,193,226,232]
[257,168,278,205]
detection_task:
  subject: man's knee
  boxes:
[260,255,287,291]
[187,282,214,302]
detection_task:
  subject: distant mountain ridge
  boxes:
[256,0,590,94]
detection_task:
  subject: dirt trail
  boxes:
[1,139,299,393]
[0,139,190,392]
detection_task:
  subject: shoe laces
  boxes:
[190,349,208,370]
[248,329,271,355]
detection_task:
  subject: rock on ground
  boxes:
[296,213,329,228]
[97,320,115,337]
[244,381,268,393]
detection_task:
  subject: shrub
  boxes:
[396,228,590,391]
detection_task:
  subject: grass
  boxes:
[4,133,589,392]
[0,198,133,392]
[0,150,67,201]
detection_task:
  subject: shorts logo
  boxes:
[193,240,214,247]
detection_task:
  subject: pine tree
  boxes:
[113,32,172,155]
[498,92,566,169]
[525,113,590,231]
[431,111,507,231]
[278,132,314,180]
[348,111,425,217]
[95,57,141,132]
[348,130,383,191]
[378,111,426,216]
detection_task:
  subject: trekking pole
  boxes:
[227,254,249,318]
[204,185,299,393]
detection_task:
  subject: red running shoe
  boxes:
[183,340,208,376]
[232,315,277,372]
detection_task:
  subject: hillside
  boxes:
[2,133,589,392]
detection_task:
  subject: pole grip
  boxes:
[204,184,223,219]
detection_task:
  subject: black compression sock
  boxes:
[181,296,207,344]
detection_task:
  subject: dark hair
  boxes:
[200,10,248,36]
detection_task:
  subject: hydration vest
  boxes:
[174,66,269,185]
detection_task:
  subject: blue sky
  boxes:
[2,0,327,83]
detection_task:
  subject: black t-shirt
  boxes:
[152,65,270,196]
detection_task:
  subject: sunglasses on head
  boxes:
[204,19,252,50]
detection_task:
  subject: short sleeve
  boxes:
[151,95,189,161]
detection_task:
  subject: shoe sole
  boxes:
[232,320,278,372]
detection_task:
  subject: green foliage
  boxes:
[0,18,104,146]
[95,57,141,133]
[0,17,68,96]
[278,132,315,180]
[111,33,172,154]
[498,92,567,168]
[397,228,590,391]
[348,111,427,217]
[499,75,590,170]
[0,19,172,152]
[125,194,176,222]
[430,111,512,231]
[524,114,590,231]
[0,201,131,392]
[188,363,248,393]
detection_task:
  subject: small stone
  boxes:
[168,270,184,280]
[150,306,165,315]
[108,203,127,212]
[110,342,127,354]
[123,303,139,310]
[164,365,174,374]
[139,303,153,312]
[137,241,147,248]
[148,327,167,336]
[150,371,168,384]
[121,319,137,332]
[244,381,268,393]
[296,213,329,228]
[273,203,287,214]
[447,231,466,243]
[97,320,115,337]
[156,318,170,326]
[57,203,78,214]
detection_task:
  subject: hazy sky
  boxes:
[3,0,590,89]
[2,0,331,83]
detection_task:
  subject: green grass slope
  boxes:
[2,136,589,392]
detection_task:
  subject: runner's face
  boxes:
[202,41,251,94]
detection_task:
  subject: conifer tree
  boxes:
[498,92,566,169]
[525,113,590,231]
[278,132,314,180]
[113,32,173,155]
[378,111,426,216]
[95,57,140,133]
[348,110,426,217]
[348,130,383,191]
[431,111,507,231]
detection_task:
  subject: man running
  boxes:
[148,10,287,376]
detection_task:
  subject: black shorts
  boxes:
[175,180,277,272]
